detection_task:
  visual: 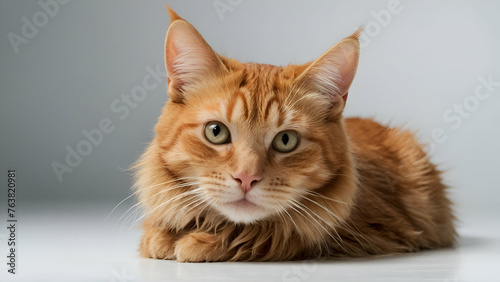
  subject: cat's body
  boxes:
[135,8,455,262]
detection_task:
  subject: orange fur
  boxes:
[133,8,456,262]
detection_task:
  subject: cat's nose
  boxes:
[232,173,261,193]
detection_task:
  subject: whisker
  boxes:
[105,176,198,223]
[112,181,202,229]
[302,190,353,206]
[298,193,371,253]
[298,194,343,223]
[277,203,300,232]
[284,94,309,112]
[346,218,373,253]
[106,156,129,174]
[271,206,290,232]
[284,201,330,253]
[290,199,348,254]
[126,188,203,231]
[184,196,210,215]
[283,81,305,111]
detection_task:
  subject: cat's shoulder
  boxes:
[344,117,387,132]
[344,117,421,152]
[344,117,392,142]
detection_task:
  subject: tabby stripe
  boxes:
[283,148,318,168]
[239,71,248,88]
[226,90,249,122]
[263,96,279,121]
[158,154,184,183]
[248,91,258,122]
[184,137,218,160]
[159,122,199,153]
[277,108,285,127]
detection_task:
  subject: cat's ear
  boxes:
[164,6,227,103]
[295,29,361,117]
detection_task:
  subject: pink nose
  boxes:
[233,173,261,193]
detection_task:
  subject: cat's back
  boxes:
[344,117,394,149]
[344,117,424,165]
[343,117,434,188]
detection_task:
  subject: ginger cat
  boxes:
[134,7,456,262]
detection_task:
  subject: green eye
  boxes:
[204,121,231,144]
[272,130,299,153]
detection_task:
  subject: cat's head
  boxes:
[140,8,360,225]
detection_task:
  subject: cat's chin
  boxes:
[217,199,271,224]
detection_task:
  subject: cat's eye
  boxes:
[204,121,231,144]
[272,130,299,153]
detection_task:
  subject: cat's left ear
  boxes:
[295,29,361,117]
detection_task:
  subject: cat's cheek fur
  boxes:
[279,150,333,190]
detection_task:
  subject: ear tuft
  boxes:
[349,26,363,41]
[164,4,183,23]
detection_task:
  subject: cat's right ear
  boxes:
[164,7,227,103]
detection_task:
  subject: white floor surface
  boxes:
[0,202,499,282]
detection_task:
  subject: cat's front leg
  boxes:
[140,224,179,260]
[175,232,231,262]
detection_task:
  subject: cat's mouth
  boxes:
[218,198,270,223]
[226,198,259,209]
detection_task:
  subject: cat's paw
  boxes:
[140,227,177,260]
[174,232,227,262]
